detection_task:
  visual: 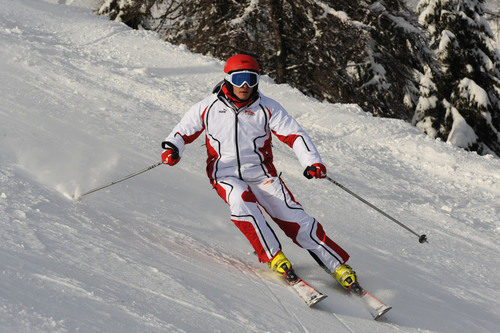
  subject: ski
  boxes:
[350,283,391,319]
[251,252,326,307]
[282,266,327,306]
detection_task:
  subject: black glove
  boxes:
[303,163,327,179]
[161,141,180,165]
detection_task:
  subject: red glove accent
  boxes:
[161,149,180,166]
[304,163,327,179]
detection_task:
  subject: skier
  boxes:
[161,54,358,290]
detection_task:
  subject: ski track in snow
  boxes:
[0,0,499,332]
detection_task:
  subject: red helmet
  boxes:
[224,54,260,74]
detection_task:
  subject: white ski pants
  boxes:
[213,176,349,273]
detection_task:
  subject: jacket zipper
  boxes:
[234,112,243,180]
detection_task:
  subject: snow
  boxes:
[360,46,390,90]
[316,1,367,28]
[229,0,259,26]
[386,14,423,35]
[437,30,456,59]
[416,95,438,113]
[1,0,499,332]
[414,116,438,138]
[445,102,479,148]
[458,78,491,109]
[316,1,349,22]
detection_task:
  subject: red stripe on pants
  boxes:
[214,183,228,204]
[272,217,301,246]
[315,221,350,263]
[231,219,270,263]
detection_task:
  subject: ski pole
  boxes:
[74,161,163,200]
[324,175,428,244]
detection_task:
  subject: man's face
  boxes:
[233,83,253,101]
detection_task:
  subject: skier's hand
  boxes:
[303,163,326,179]
[161,141,180,166]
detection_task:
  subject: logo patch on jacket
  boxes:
[263,179,275,186]
[245,110,255,116]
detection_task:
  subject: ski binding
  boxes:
[350,283,391,319]
[283,266,327,306]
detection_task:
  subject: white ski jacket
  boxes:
[164,87,323,183]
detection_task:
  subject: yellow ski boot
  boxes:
[268,251,292,275]
[333,264,358,290]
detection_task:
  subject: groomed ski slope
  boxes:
[0,1,498,332]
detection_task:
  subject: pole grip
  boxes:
[161,141,179,159]
[303,166,316,179]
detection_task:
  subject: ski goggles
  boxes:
[226,70,260,88]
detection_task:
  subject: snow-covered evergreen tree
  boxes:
[412,65,449,138]
[417,0,500,155]
[97,0,148,27]
[97,0,435,122]
[97,0,500,155]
